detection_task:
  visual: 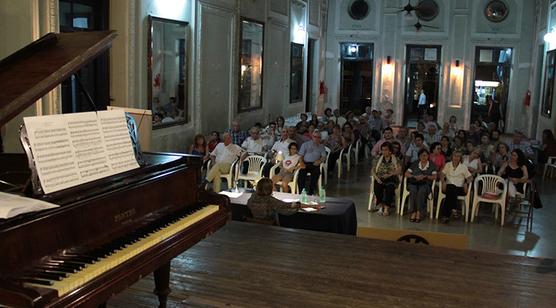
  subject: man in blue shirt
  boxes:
[298,130,327,195]
[226,120,248,145]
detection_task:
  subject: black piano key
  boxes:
[29,272,65,281]
[35,265,77,273]
[45,261,83,270]
[33,269,69,278]
[52,256,94,264]
[21,278,53,286]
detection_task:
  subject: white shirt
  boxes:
[418,93,426,106]
[211,142,242,164]
[271,138,294,155]
[281,154,301,171]
[442,162,472,187]
[241,137,265,153]
[463,156,480,171]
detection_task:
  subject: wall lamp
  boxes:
[386,56,392,64]
[455,59,460,67]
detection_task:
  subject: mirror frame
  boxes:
[542,49,556,119]
[484,0,509,23]
[290,42,305,104]
[147,15,189,129]
[238,17,265,113]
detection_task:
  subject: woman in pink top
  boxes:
[429,142,446,171]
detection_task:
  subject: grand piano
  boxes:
[0,31,229,307]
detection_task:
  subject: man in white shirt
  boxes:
[417,90,426,121]
[424,124,441,145]
[241,127,266,154]
[271,127,294,155]
[206,133,243,191]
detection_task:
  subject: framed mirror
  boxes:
[542,50,556,118]
[290,43,304,103]
[239,18,264,112]
[148,15,188,128]
[484,0,509,23]
[416,0,439,22]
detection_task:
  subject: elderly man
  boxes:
[241,127,266,154]
[424,123,441,145]
[371,127,401,156]
[396,127,411,153]
[369,110,386,142]
[206,133,243,191]
[272,127,295,155]
[509,131,534,158]
[405,133,428,166]
[298,130,327,195]
[226,120,248,145]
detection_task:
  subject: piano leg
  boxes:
[153,261,171,308]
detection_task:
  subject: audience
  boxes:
[463,148,483,176]
[440,151,473,224]
[241,127,266,154]
[298,130,327,195]
[227,120,248,145]
[498,149,529,198]
[509,131,534,158]
[371,142,402,216]
[424,123,441,145]
[272,142,303,193]
[429,142,446,171]
[405,149,437,222]
[206,133,243,191]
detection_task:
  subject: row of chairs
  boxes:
[368,174,527,226]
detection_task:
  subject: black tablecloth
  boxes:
[228,192,357,235]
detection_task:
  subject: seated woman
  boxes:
[371,142,402,216]
[429,142,446,171]
[271,142,304,192]
[207,131,221,153]
[463,148,483,176]
[247,178,299,225]
[440,151,473,224]
[405,149,437,223]
[188,134,209,162]
[492,142,511,172]
[498,149,529,198]
[325,125,343,173]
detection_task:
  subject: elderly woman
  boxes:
[371,142,402,216]
[271,142,303,192]
[247,178,299,225]
[498,149,529,198]
[440,151,473,224]
[405,149,437,223]
[463,148,483,176]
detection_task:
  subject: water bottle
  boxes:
[319,186,326,203]
[301,188,308,204]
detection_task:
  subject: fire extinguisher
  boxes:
[319,81,327,95]
[523,90,531,107]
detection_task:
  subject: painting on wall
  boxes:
[148,15,188,128]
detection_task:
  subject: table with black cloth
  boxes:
[224,191,357,235]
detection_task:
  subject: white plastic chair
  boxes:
[435,182,472,221]
[336,143,354,179]
[321,147,332,185]
[471,175,508,226]
[269,163,299,194]
[235,155,267,187]
[353,138,362,164]
[206,158,238,191]
[367,175,400,212]
[399,177,436,219]
[543,156,556,179]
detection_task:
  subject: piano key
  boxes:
[29,272,65,281]
[35,266,77,274]
[21,278,53,286]
[32,269,69,278]
[24,205,219,297]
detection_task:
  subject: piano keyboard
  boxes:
[22,205,219,297]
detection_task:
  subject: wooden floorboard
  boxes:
[109,222,556,307]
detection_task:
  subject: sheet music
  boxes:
[24,110,139,194]
[0,192,59,219]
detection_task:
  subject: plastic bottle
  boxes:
[301,188,308,204]
[319,186,326,203]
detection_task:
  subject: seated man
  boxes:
[371,127,401,156]
[368,110,386,142]
[241,127,266,154]
[405,133,428,166]
[424,123,441,145]
[298,130,327,195]
[396,127,411,154]
[509,131,534,159]
[226,120,248,145]
[206,133,243,191]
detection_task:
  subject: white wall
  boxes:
[325,0,538,135]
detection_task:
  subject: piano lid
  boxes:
[0,31,117,126]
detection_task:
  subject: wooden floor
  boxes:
[109,221,556,307]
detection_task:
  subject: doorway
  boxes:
[59,0,109,113]
[340,43,373,115]
[306,39,315,112]
[471,47,512,131]
[403,45,441,127]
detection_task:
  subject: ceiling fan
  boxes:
[398,0,418,15]
[412,18,439,31]
[398,0,440,21]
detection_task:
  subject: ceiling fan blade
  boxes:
[421,25,439,29]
